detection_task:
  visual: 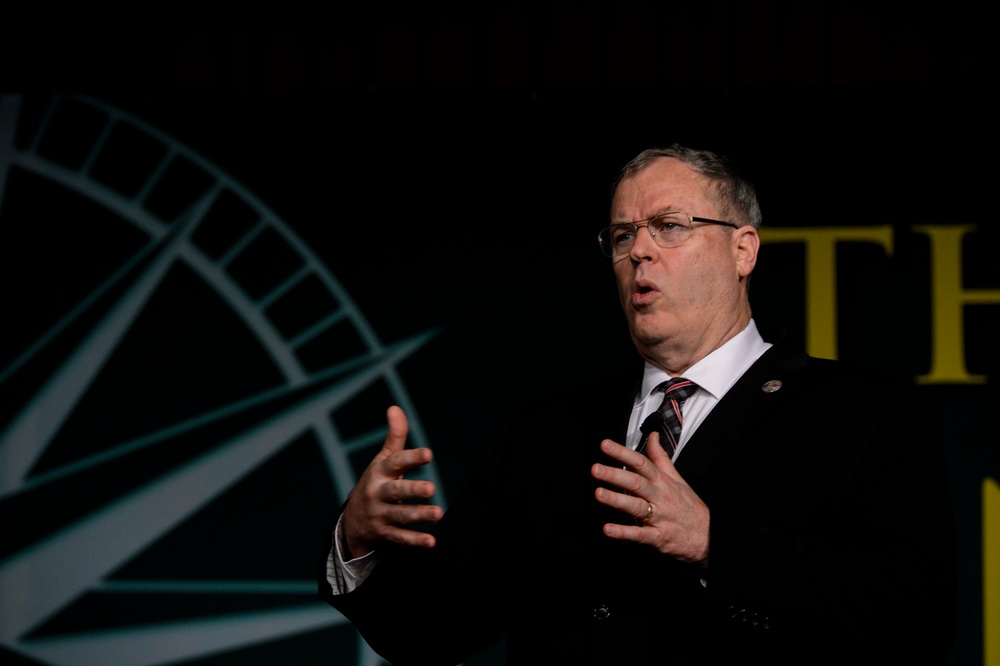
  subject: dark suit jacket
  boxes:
[319,332,957,665]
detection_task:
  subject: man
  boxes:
[319,144,957,665]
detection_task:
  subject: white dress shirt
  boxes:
[626,319,771,459]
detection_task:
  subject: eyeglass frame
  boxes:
[597,212,740,258]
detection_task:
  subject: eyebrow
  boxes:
[611,209,681,225]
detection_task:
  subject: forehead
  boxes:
[612,157,716,220]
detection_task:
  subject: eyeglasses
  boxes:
[597,212,739,258]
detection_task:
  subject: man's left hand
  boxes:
[592,432,710,566]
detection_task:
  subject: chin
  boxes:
[629,325,670,351]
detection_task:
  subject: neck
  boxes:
[640,311,752,376]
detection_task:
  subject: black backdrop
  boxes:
[101,84,996,477]
[1,5,996,665]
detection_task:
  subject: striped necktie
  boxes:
[637,378,699,459]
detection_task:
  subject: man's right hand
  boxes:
[341,405,442,559]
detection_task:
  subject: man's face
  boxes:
[611,157,757,372]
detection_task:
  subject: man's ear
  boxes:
[734,225,759,279]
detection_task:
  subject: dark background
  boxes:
[1,3,996,665]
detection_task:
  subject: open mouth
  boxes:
[630,279,658,305]
[633,278,657,296]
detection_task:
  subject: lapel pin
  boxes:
[761,380,782,393]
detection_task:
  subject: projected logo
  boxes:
[0,95,439,665]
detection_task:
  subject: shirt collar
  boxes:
[638,319,771,405]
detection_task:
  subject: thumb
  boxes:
[383,405,410,453]
[645,431,678,474]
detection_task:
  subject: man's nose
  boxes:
[629,222,658,259]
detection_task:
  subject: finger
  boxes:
[601,521,654,544]
[383,526,437,549]
[382,477,439,504]
[598,438,651,473]
[383,500,443,526]
[592,460,645,495]
[381,446,435,480]
[593,485,647,518]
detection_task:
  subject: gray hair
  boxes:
[614,143,762,230]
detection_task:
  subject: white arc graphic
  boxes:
[0,94,441,666]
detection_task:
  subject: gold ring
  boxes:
[644,503,653,522]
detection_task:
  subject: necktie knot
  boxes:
[659,377,698,403]
[637,377,699,458]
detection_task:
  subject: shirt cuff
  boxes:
[326,514,378,594]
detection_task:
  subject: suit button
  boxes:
[593,605,611,620]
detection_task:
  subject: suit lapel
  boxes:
[674,336,809,484]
